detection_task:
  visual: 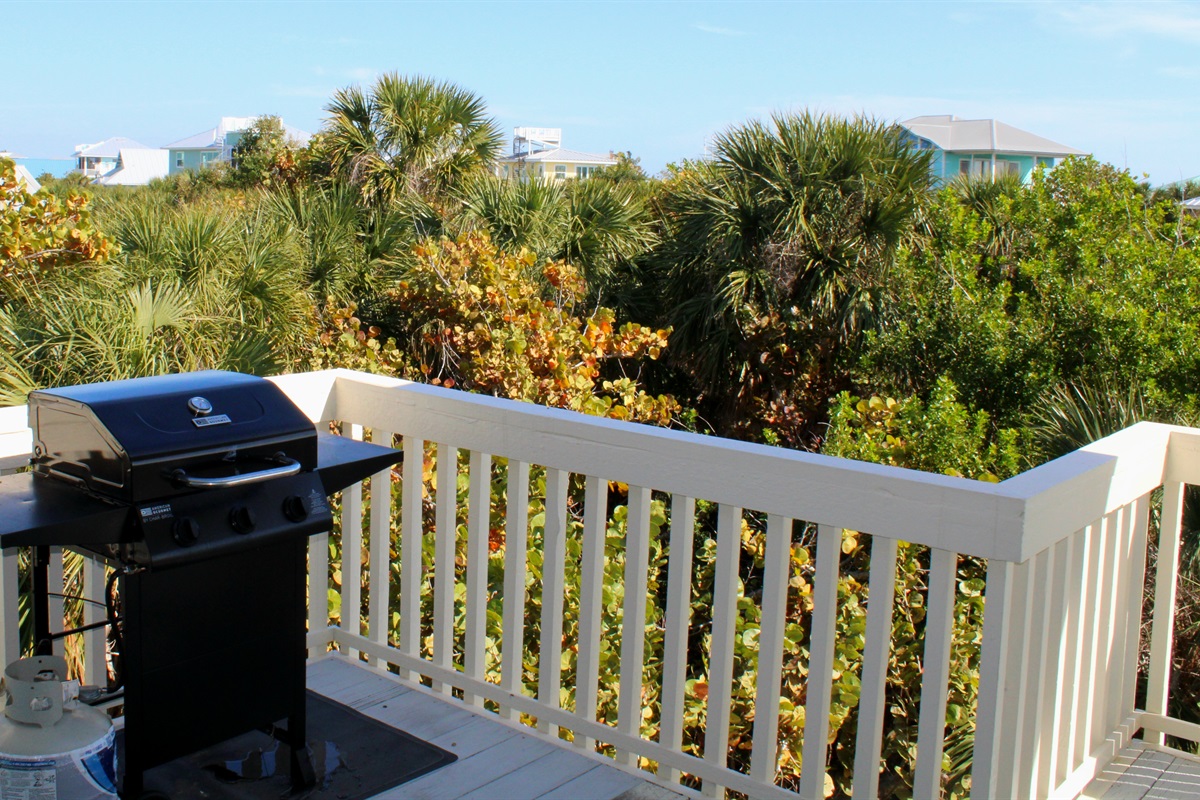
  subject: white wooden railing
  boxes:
[2,368,1199,799]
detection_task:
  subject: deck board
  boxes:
[307,654,694,800]
[1085,741,1200,799]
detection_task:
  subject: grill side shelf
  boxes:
[315,433,403,496]
[0,473,132,548]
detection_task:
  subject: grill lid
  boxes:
[29,371,319,502]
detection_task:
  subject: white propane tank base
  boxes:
[0,655,117,799]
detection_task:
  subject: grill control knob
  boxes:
[282,495,308,523]
[229,506,257,534]
[173,517,201,547]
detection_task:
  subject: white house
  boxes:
[73,137,155,179]
[93,148,171,186]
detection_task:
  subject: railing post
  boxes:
[1146,481,1184,746]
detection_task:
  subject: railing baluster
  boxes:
[798,524,841,800]
[1147,482,1184,746]
[750,514,791,787]
[1017,548,1052,797]
[1078,516,1108,763]
[1063,525,1093,776]
[1121,496,1150,720]
[574,474,607,750]
[367,429,395,670]
[432,443,458,694]
[852,535,898,799]
[500,460,530,721]
[701,503,741,799]
[659,494,696,781]
[399,435,425,682]
[83,558,106,687]
[971,558,1014,800]
[341,424,364,659]
[1025,544,1058,797]
[1044,534,1076,792]
[463,450,491,708]
[994,557,1031,800]
[617,486,653,768]
[1103,507,1132,736]
[1090,511,1120,750]
[913,548,958,799]
[538,468,569,736]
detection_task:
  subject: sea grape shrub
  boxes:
[357,233,678,424]
[0,157,114,285]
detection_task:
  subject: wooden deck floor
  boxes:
[307,654,693,800]
[309,655,1200,799]
[1084,741,1200,799]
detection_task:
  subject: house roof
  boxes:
[94,148,170,186]
[498,147,617,166]
[901,115,1086,157]
[164,117,312,150]
[13,164,40,193]
[1182,197,1200,210]
[73,137,153,158]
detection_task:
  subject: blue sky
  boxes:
[3,0,1198,184]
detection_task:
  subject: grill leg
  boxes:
[32,546,52,655]
[289,537,315,789]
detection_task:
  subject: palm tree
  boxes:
[321,73,504,207]
[455,175,657,292]
[649,111,933,440]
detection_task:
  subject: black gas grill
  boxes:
[0,370,403,797]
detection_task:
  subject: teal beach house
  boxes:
[165,116,311,175]
[900,115,1085,183]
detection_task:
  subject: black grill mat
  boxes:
[119,690,457,799]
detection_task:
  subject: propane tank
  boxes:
[0,656,117,800]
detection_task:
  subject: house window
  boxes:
[201,152,215,165]
[175,152,184,168]
[554,165,566,180]
[996,160,1019,177]
[959,159,989,177]
[576,166,596,179]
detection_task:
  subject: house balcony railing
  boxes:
[0,367,1196,799]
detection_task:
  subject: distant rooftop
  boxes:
[94,148,170,186]
[498,147,617,165]
[73,137,153,158]
[164,116,312,150]
[901,115,1085,157]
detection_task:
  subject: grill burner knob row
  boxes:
[173,517,201,547]
[282,495,308,523]
[229,506,257,534]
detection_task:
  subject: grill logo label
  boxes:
[139,504,173,523]
[192,414,232,428]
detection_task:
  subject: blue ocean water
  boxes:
[14,158,75,179]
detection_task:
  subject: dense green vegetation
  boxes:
[4,71,1200,797]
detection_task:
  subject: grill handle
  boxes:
[170,457,302,489]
